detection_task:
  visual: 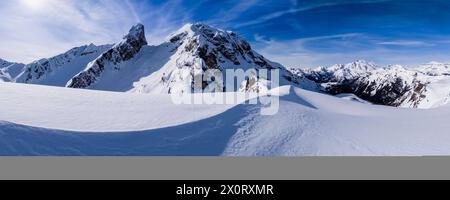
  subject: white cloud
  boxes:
[378,40,434,47]
[0,0,141,63]
[0,0,190,63]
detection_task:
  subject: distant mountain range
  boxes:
[293,60,450,108]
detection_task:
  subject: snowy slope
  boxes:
[0,83,237,132]
[2,83,450,155]
[14,44,111,87]
[0,59,25,82]
[224,87,450,156]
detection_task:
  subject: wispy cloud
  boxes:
[253,33,450,68]
[206,0,262,26]
[233,0,391,28]
[0,0,190,63]
[254,33,363,55]
[0,0,142,63]
[378,40,434,47]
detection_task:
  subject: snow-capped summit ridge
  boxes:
[132,22,312,94]
[13,44,111,86]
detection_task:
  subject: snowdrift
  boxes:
[1,83,450,156]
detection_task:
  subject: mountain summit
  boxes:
[64,23,310,93]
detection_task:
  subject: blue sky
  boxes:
[1,0,450,67]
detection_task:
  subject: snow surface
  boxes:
[0,83,236,132]
[2,82,450,156]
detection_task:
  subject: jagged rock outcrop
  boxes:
[67,24,148,89]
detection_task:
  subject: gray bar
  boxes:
[0,157,448,180]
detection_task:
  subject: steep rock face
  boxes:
[131,23,316,94]
[15,44,111,86]
[67,24,148,89]
[328,66,424,107]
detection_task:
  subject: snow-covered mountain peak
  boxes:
[347,59,378,70]
[112,23,148,60]
[384,64,410,73]
[168,23,234,42]
[131,23,310,94]
[13,44,111,86]
[416,61,450,76]
[167,22,255,69]
[117,23,147,48]
[301,60,379,83]
[5,23,312,93]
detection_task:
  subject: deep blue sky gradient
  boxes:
[140,0,450,67]
[2,0,450,67]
